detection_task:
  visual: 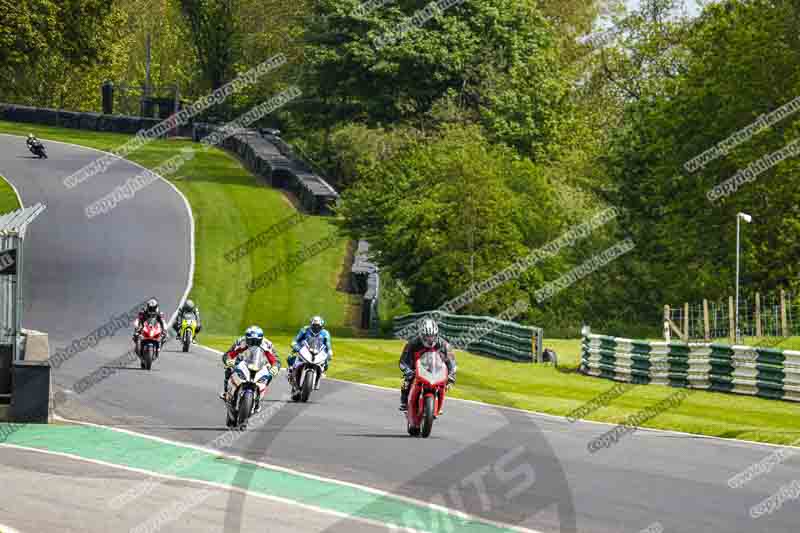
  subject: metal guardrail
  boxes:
[393,310,543,362]
[0,203,46,360]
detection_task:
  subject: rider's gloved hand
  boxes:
[224,357,236,368]
[269,365,279,376]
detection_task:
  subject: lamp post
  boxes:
[735,212,752,343]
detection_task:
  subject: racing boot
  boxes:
[399,386,409,412]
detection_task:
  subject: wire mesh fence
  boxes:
[664,290,800,342]
[112,83,179,119]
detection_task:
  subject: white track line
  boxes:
[0,523,22,533]
[52,413,541,533]
[195,342,800,452]
[8,133,793,514]
[0,442,427,533]
[0,133,538,531]
[0,133,196,324]
[2,170,24,208]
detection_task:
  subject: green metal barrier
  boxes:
[393,311,542,362]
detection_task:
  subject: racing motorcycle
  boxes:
[406,349,449,438]
[28,139,47,159]
[226,345,274,428]
[288,336,326,403]
[179,314,198,352]
[135,316,163,370]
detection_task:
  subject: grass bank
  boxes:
[6,120,800,446]
[0,120,355,335]
[0,174,20,213]
[202,334,800,446]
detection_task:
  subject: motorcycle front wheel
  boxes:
[143,346,153,370]
[420,395,435,438]
[237,389,254,427]
[300,369,314,403]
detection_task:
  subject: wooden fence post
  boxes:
[755,292,762,338]
[683,303,689,341]
[703,299,710,342]
[729,296,735,344]
[781,289,789,337]
[664,305,670,341]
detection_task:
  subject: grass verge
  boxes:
[0,120,356,335]
[0,173,20,213]
[202,334,800,446]
[6,120,800,446]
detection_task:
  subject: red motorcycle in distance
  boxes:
[136,316,163,370]
[406,349,449,438]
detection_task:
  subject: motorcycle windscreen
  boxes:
[416,351,448,385]
[307,335,324,353]
[243,346,268,372]
[298,345,315,363]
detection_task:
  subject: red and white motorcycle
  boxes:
[406,349,449,438]
[226,345,275,428]
[135,316,163,370]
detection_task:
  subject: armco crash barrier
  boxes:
[0,102,180,136]
[580,331,800,402]
[192,124,339,215]
[393,311,542,362]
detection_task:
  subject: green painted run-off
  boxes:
[0,424,518,533]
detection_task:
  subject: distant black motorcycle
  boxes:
[27,140,47,159]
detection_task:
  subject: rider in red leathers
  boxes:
[133,298,168,346]
[220,325,281,405]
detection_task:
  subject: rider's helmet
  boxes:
[145,298,159,318]
[310,316,324,335]
[27,133,34,140]
[182,299,195,313]
[245,325,264,347]
[419,318,439,348]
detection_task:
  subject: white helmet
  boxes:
[419,318,439,348]
[310,316,324,335]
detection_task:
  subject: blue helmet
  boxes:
[245,325,264,347]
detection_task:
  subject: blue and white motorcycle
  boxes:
[288,336,327,402]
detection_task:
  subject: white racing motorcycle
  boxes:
[289,336,327,403]
[225,345,275,428]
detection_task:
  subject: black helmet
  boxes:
[145,298,159,316]
[183,299,195,312]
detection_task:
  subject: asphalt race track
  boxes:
[1,133,800,533]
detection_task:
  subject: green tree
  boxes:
[337,124,573,315]
[604,0,800,312]
[299,0,570,157]
[179,0,239,91]
[0,0,122,109]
